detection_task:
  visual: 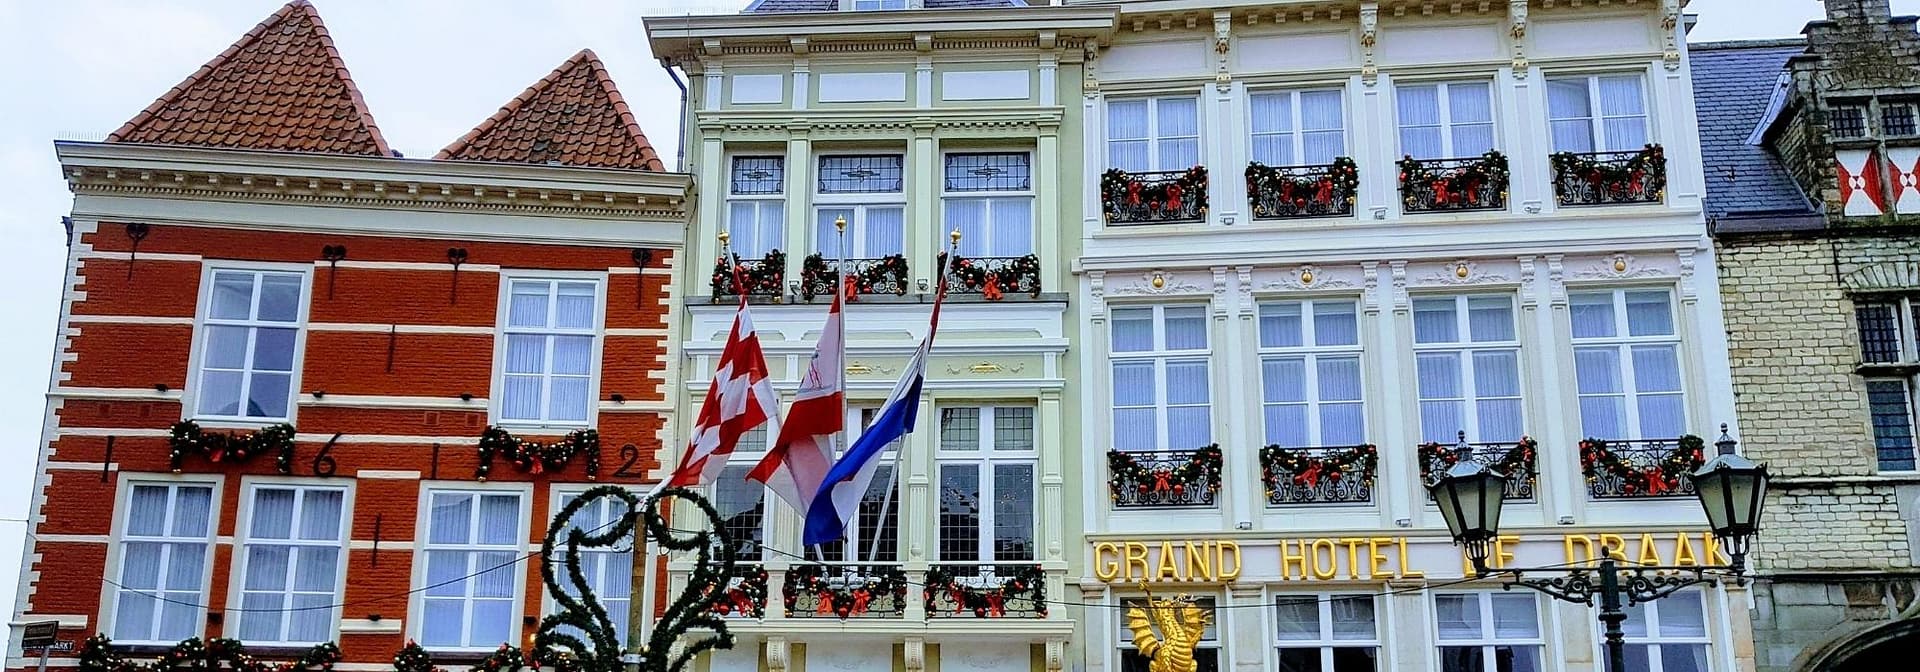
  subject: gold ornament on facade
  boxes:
[1125,586,1211,672]
[1299,268,1315,286]
[1151,272,1166,289]
[1455,262,1471,279]
[1614,257,1629,273]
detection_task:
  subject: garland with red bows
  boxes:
[390,641,439,672]
[800,253,910,302]
[1106,445,1224,501]
[1580,435,1705,496]
[710,249,786,299]
[1397,151,1510,209]
[783,564,908,619]
[708,566,770,619]
[1099,166,1210,222]
[924,564,1048,618]
[1245,157,1360,215]
[1549,144,1666,202]
[1418,437,1538,484]
[942,253,1042,300]
[475,426,600,480]
[167,421,297,474]
[79,635,341,672]
[1259,444,1378,497]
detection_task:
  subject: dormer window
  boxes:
[852,0,907,9]
[1830,104,1870,139]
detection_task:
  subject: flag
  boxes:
[747,291,843,515]
[802,270,948,545]
[665,302,778,488]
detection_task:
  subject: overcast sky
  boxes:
[0,0,1911,630]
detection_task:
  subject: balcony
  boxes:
[1397,152,1510,213]
[1107,446,1223,508]
[1581,436,1706,499]
[800,253,909,302]
[925,563,1047,618]
[1099,167,1209,225]
[1419,434,1539,501]
[1246,158,1359,220]
[710,250,786,302]
[708,563,769,619]
[1259,444,1378,505]
[1551,145,1667,207]
[940,253,1041,300]
[783,563,908,619]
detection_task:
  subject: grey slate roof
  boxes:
[744,0,1023,13]
[1688,39,1818,220]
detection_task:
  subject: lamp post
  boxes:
[1426,426,1769,672]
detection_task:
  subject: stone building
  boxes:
[1698,0,1920,670]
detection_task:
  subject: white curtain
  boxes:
[864,206,905,256]
[508,282,548,328]
[1111,362,1156,451]
[503,335,544,421]
[1250,92,1294,166]
[1166,359,1212,447]
[1569,293,1617,338]
[550,335,592,421]
[1473,351,1524,441]
[1448,83,1496,156]
[251,489,296,539]
[1466,297,1514,342]
[429,493,472,545]
[814,208,850,258]
[1163,307,1208,350]
[1314,301,1359,346]
[555,282,595,329]
[988,198,1032,256]
[127,485,170,536]
[1417,353,1463,443]
[728,201,784,257]
[1412,299,1459,344]
[1107,99,1149,171]
[1547,78,1595,153]
[1599,75,1649,150]
[478,494,518,545]
[1301,90,1347,164]
[1634,345,1686,438]
[1319,356,1365,445]
[1625,291,1674,336]
[1262,357,1308,447]
[1155,97,1200,170]
[1259,302,1304,348]
[173,487,211,537]
[944,199,988,256]
[301,490,342,541]
[210,272,255,320]
[1576,347,1627,439]
[1396,85,1443,159]
[1110,309,1154,352]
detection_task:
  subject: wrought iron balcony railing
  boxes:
[1247,158,1359,220]
[1260,444,1378,505]
[800,253,909,302]
[1581,435,1706,499]
[1419,434,1539,501]
[924,563,1047,618]
[708,563,769,619]
[1397,152,1510,213]
[1107,446,1223,508]
[940,253,1041,299]
[1100,167,1209,225]
[783,562,908,619]
[710,250,786,302]
[1550,145,1667,207]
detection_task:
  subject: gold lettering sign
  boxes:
[1094,540,1243,583]
[1279,537,1422,580]
[1562,532,1730,568]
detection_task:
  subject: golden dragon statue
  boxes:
[1124,585,1212,672]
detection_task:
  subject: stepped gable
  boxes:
[107,0,391,156]
[434,49,664,171]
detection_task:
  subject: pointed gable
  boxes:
[435,50,665,171]
[107,0,390,156]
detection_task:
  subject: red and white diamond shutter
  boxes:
[1836,148,1888,216]
[1887,146,1920,215]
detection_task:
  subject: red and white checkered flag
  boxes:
[666,302,779,488]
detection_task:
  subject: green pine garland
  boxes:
[79,635,340,672]
[1581,435,1706,496]
[1549,144,1666,202]
[711,249,786,299]
[941,253,1042,299]
[783,564,910,619]
[1259,444,1379,497]
[708,565,770,619]
[1106,445,1224,501]
[1418,437,1538,484]
[924,564,1047,618]
[167,421,296,474]
[800,253,910,301]
[1099,166,1210,222]
[1397,151,1510,209]
[1245,157,1360,214]
[475,426,600,480]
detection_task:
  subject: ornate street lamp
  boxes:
[1427,425,1767,672]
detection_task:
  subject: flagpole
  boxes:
[865,229,957,564]
[814,215,848,564]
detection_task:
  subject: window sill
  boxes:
[491,422,594,435]
[420,650,498,665]
[1856,362,1920,376]
[187,417,293,431]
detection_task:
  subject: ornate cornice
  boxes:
[696,108,1066,139]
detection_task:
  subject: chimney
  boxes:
[1823,0,1893,23]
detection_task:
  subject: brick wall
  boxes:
[14,220,677,668]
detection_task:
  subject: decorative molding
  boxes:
[1842,260,1920,293]
[1508,0,1529,75]
[1661,0,1682,71]
[1083,43,1100,95]
[1569,253,1669,281]
[1359,2,1380,85]
[845,361,897,376]
[1110,270,1208,296]
[1089,270,1108,319]
[63,169,687,221]
[1213,11,1234,91]
[1422,259,1513,286]
[1212,266,1230,317]
[945,361,1026,375]
[766,637,789,672]
[1518,256,1538,308]
[1045,638,1067,672]
[1547,254,1567,307]
[1390,261,1409,311]
[1262,264,1359,292]
[1236,266,1254,317]
[1362,262,1381,314]
[1677,248,1699,302]
[903,638,926,672]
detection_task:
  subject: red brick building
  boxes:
[6,2,690,669]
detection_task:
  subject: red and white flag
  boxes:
[747,291,843,515]
[665,302,779,489]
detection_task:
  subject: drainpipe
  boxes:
[658,57,690,172]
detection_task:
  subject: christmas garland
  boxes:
[474,426,600,480]
[1580,435,1706,496]
[801,253,910,301]
[1099,166,1210,222]
[1245,157,1360,213]
[167,421,297,474]
[79,635,340,672]
[924,564,1047,618]
[783,563,909,619]
[1549,144,1666,202]
[1106,445,1224,500]
[1259,444,1378,497]
[1397,151,1510,209]
[942,253,1042,300]
[390,642,439,672]
[710,249,786,298]
[708,565,770,619]
[1417,437,1539,484]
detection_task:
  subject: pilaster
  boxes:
[784,128,813,286]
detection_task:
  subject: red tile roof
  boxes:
[107,0,391,156]
[436,49,665,171]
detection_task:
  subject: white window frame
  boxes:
[547,487,636,646]
[230,479,351,646]
[934,404,1039,564]
[805,406,902,564]
[410,484,531,652]
[851,0,907,10]
[1412,294,1524,443]
[1271,593,1382,672]
[1433,591,1545,672]
[1569,288,1688,441]
[1117,595,1220,672]
[1546,73,1653,153]
[1248,87,1349,167]
[1394,80,1498,159]
[725,155,787,259]
[1854,296,1920,472]
[1106,95,1202,172]
[104,477,221,645]
[184,263,311,425]
[489,272,606,429]
[1109,304,1214,451]
[1258,299,1367,448]
[940,150,1035,258]
[1603,589,1714,672]
[814,152,908,259]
